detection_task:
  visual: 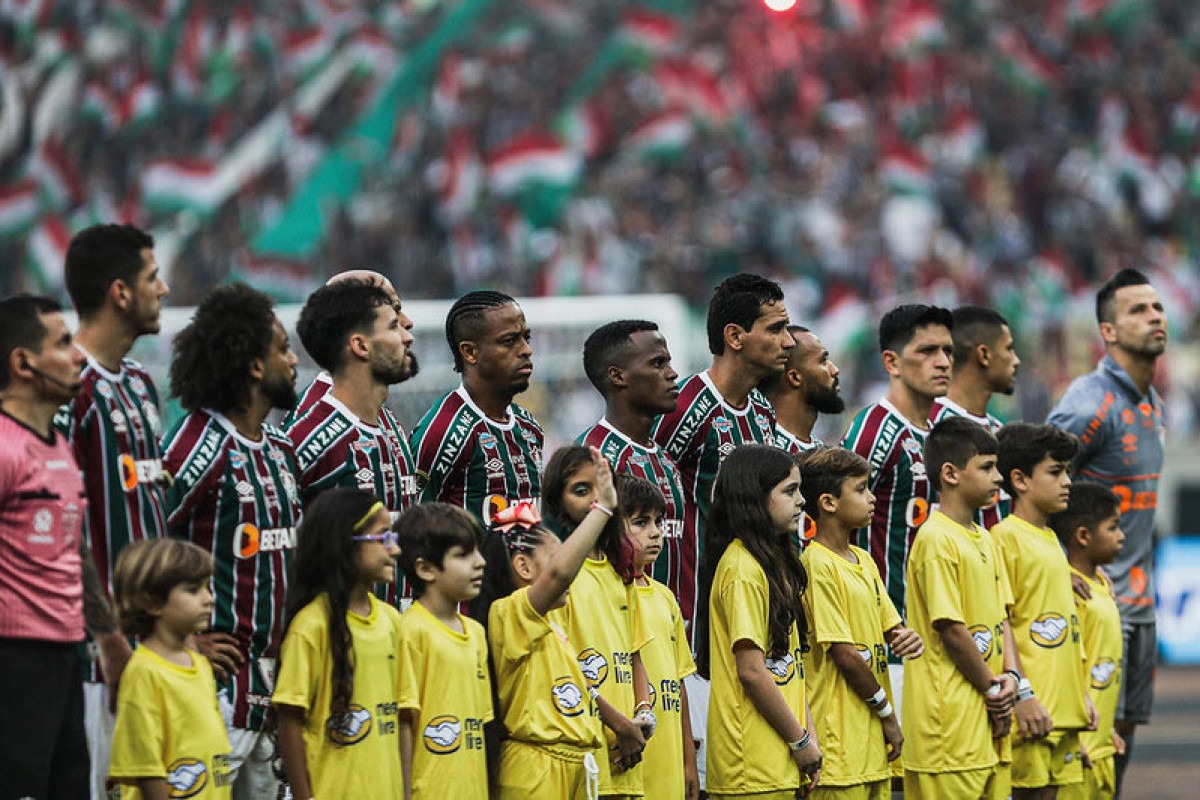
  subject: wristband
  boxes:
[866,688,887,708]
[633,700,653,715]
[1016,677,1036,702]
[788,729,812,752]
[590,501,614,517]
[1005,669,1022,684]
[876,701,894,719]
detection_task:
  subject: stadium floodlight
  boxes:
[763,0,798,11]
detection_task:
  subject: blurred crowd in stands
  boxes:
[2,0,1199,431]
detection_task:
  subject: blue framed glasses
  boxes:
[352,531,400,547]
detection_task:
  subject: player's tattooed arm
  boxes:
[80,538,117,635]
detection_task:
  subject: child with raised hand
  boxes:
[798,447,923,800]
[1050,484,1126,800]
[109,538,232,799]
[469,446,615,800]
[994,423,1094,800]
[694,444,822,798]
[543,445,654,798]
[272,489,405,799]
[903,417,1018,799]
[395,503,492,799]
[617,474,700,800]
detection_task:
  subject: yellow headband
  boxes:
[352,501,386,532]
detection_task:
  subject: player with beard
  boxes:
[577,320,687,552]
[55,224,175,800]
[411,290,544,527]
[760,324,845,547]
[931,307,1021,530]
[1047,269,1168,794]
[285,269,405,424]
[841,304,953,722]
[761,325,845,455]
[162,284,303,800]
[286,280,420,606]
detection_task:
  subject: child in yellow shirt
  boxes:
[799,448,923,800]
[1051,483,1126,800]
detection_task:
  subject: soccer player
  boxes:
[57,223,174,800]
[903,417,1018,799]
[579,320,687,571]
[1046,268,1166,793]
[651,273,793,635]
[162,284,303,800]
[840,303,952,711]
[931,306,1021,529]
[993,423,1091,799]
[285,280,419,604]
[760,324,845,456]
[0,294,96,798]
[800,447,923,799]
[1051,484,1126,800]
[286,268,403,423]
[410,290,543,527]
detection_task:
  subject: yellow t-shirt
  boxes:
[707,538,806,795]
[637,578,697,800]
[272,594,405,798]
[488,586,603,749]
[1072,567,1123,760]
[802,540,902,787]
[397,601,494,799]
[904,510,1011,774]
[992,515,1089,731]
[560,555,651,795]
[109,647,232,799]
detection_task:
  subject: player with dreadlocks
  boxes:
[409,290,545,527]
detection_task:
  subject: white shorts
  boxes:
[684,672,710,791]
[888,662,905,724]
[83,681,117,800]
[225,725,278,800]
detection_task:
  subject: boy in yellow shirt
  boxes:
[994,423,1095,799]
[800,448,923,800]
[903,417,1019,799]
[396,503,493,800]
[1051,483,1126,800]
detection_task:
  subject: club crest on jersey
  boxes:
[423,715,462,754]
[479,433,498,451]
[551,676,585,716]
[129,376,147,394]
[1090,659,1118,689]
[95,382,114,399]
[969,624,995,658]
[269,449,287,467]
[1029,613,1069,648]
[755,413,772,435]
[166,758,209,797]
[577,648,610,688]
[764,652,796,685]
[326,705,372,746]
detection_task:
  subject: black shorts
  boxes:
[0,637,89,800]
[1116,621,1156,725]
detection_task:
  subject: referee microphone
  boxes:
[23,358,82,393]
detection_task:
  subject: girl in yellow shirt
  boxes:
[695,444,822,799]
[470,446,618,800]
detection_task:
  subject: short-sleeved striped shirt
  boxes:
[163,410,302,730]
[410,386,543,527]
[841,398,933,619]
[651,371,776,638]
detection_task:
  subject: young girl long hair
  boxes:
[283,487,381,721]
[695,444,809,678]
[542,444,631,577]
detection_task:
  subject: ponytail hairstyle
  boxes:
[468,501,557,630]
[285,488,382,723]
[696,445,808,679]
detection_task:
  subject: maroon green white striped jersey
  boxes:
[163,410,302,730]
[840,399,934,619]
[929,397,1009,530]
[774,425,823,546]
[651,371,777,638]
[410,386,544,527]
[577,419,687,582]
[284,394,418,605]
[282,371,332,428]
[54,355,169,682]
